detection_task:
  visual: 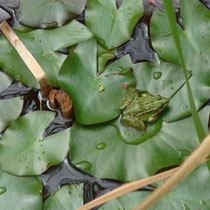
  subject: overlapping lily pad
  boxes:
[0,111,70,176]
[59,38,136,124]
[17,0,87,28]
[150,0,210,122]
[44,184,83,210]
[0,20,93,88]
[0,71,23,132]
[133,58,191,99]
[85,0,143,49]
[0,170,42,210]
[70,106,209,182]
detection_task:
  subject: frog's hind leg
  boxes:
[119,90,139,110]
[121,115,146,131]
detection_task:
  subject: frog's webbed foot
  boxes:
[121,115,146,131]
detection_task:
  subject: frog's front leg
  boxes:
[148,114,159,123]
[121,115,146,131]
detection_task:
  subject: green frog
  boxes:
[119,90,170,131]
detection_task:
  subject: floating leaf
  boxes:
[0,111,70,176]
[59,38,135,125]
[133,58,192,99]
[150,0,210,122]
[0,20,93,88]
[0,71,12,92]
[0,98,23,132]
[44,184,83,210]
[0,170,42,210]
[70,106,209,182]
[0,71,23,132]
[85,0,143,49]
[17,0,87,28]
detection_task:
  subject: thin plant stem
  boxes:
[162,0,206,142]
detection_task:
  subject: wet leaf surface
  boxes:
[44,183,83,210]
[0,20,93,88]
[85,0,143,49]
[59,38,136,124]
[150,0,210,122]
[17,0,87,28]
[0,71,12,92]
[0,169,42,210]
[0,72,23,132]
[70,106,209,182]
[0,97,23,132]
[0,111,70,176]
[133,58,190,99]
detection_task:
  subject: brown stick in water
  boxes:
[0,21,52,97]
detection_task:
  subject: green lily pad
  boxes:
[150,0,210,122]
[0,98,23,133]
[100,164,210,209]
[17,0,87,28]
[85,0,143,49]
[44,184,83,210]
[0,111,70,176]
[133,58,191,99]
[70,106,209,182]
[59,38,136,125]
[0,71,23,132]
[0,20,93,88]
[97,45,115,73]
[0,71,12,92]
[0,170,42,210]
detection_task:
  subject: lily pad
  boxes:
[0,98,23,132]
[17,0,87,28]
[0,170,42,210]
[59,38,136,125]
[0,20,93,88]
[133,58,191,100]
[0,111,70,176]
[150,0,210,122]
[44,184,83,210]
[70,106,209,182]
[0,71,23,132]
[0,71,12,92]
[85,0,143,49]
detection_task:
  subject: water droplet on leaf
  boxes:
[200,200,207,205]
[75,161,92,171]
[98,84,105,92]
[96,143,106,150]
[153,72,162,80]
[0,187,7,195]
